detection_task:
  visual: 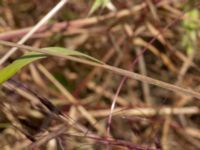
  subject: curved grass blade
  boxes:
[89,0,110,15]
[0,47,102,84]
[0,52,46,84]
[42,47,102,64]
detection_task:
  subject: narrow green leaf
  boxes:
[89,0,110,15]
[0,47,102,84]
[0,52,46,84]
[42,47,102,64]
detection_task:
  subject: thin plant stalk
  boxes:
[1,40,200,100]
[0,0,69,66]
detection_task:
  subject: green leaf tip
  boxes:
[89,0,110,15]
[42,47,103,64]
[0,46,103,85]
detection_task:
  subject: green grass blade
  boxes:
[89,0,110,15]
[42,47,102,64]
[0,52,46,84]
[0,47,102,84]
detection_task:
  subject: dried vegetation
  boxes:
[0,0,200,150]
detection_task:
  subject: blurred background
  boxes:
[0,0,200,150]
